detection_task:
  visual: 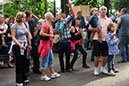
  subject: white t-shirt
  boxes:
[25,21,32,39]
[0,24,8,32]
[39,18,46,24]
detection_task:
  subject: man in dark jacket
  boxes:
[25,10,41,74]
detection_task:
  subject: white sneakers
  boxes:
[16,83,23,86]
[41,73,60,81]
[24,79,29,83]
[41,75,51,81]
[51,73,61,79]
[94,67,117,76]
[100,67,108,74]
[108,70,116,76]
[94,67,108,76]
[94,68,99,76]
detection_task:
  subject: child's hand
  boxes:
[116,38,119,45]
[96,26,101,32]
[110,33,115,39]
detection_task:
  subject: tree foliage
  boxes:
[0,0,59,17]
[114,0,129,11]
[71,0,129,14]
[71,0,98,8]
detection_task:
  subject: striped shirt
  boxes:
[55,15,74,41]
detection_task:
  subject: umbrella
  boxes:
[0,0,13,5]
[0,0,13,15]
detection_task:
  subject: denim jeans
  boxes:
[58,41,71,71]
[119,36,129,61]
[107,55,115,73]
[84,36,89,49]
[70,45,87,68]
[40,50,54,70]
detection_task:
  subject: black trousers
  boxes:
[31,39,40,71]
[70,45,87,68]
[12,45,27,83]
[58,41,71,71]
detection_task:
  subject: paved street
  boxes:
[0,50,129,86]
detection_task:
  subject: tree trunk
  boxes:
[54,0,56,16]
[104,0,110,17]
[2,5,5,16]
[61,0,69,14]
[27,0,28,8]
[19,0,21,11]
[44,0,47,13]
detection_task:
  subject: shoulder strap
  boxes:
[47,27,50,34]
[24,23,28,28]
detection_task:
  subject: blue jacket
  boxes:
[76,16,86,28]
[106,31,119,55]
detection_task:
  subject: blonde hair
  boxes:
[90,8,98,15]
[16,12,26,23]
[7,16,15,24]
[45,12,53,20]
[91,8,98,13]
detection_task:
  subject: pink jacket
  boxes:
[71,39,82,53]
[38,23,53,58]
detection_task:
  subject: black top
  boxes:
[70,27,82,41]
[6,24,12,44]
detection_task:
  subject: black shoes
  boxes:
[58,69,71,73]
[90,59,94,62]
[82,64,90,68]
[58,69,65,73]
[33,70,41,74]
[66,69,71,72]
[70,68,75,71]
[117,60,127,63]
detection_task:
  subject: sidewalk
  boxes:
[0,50,129,86]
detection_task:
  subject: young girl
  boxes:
[0,14,8,47]
[106,23,119,76]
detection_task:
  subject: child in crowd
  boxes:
[106,23,119,76]
[0,14,8,47]
[89,8,102,42]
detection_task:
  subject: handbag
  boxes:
[39,27,50,41]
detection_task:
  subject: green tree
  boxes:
[114,0,129,11]
[0,0,59,17]
[72,0,98,8]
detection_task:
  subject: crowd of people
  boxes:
[0,0,129,86]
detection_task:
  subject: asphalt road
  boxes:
[0,50,129,86]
